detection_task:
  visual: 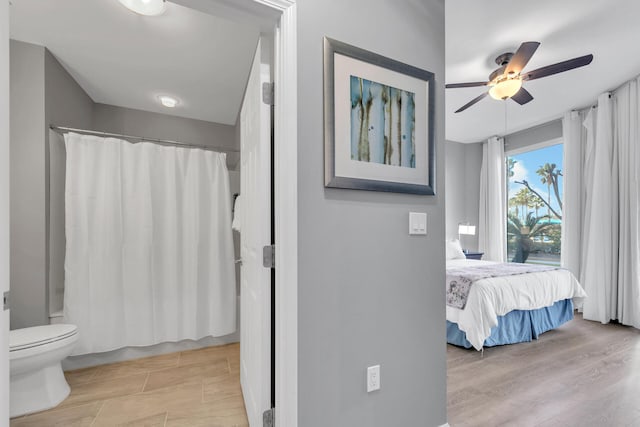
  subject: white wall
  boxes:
[1,0,11,422]
[296,1,447,425]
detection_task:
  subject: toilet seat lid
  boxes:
[10,324,78,352]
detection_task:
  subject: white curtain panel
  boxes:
[478,136,506,262]
[561,111,585,279]
[581,94,619,324]
[63,132,236,355]
[613,78,640,328]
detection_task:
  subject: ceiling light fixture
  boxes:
[118,0,166,16]
[489,77,523,101]
[158,95,179,108]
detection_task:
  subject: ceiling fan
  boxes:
[446,41,593,113]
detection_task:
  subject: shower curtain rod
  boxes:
[50,125,240,153]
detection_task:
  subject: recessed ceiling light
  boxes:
[158,95,179,108]
[118,0,166,16]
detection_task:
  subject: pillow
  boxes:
[446,239,466,260]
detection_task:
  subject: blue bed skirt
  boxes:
[447,299,574,349]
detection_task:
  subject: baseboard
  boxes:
[438,423,450,427]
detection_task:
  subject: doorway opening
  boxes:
[3,1,295,424]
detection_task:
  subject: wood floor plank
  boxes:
[447,313,640,427]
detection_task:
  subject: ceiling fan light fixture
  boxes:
[118,0,166,16]
[489,78,522,100]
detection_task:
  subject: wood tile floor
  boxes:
[447,313,640,427]
[10,343,248,427]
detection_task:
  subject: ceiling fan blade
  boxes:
[505,41,540,76]
[454,92,488,113]
[511,87,534,105]
[522,54,594,81]
[446,81,489,89]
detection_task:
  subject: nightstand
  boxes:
[464,251,484,260]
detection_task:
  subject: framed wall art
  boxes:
[324,37,436,195]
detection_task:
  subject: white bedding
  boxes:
[446,258,587,351]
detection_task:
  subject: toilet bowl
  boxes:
[9,324,79,418]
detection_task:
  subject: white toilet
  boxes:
[9,324,79,418]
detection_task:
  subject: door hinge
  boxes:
[263,244,275,269]
[263,407,275,427]
[262,82,274,106]
[3,290,9,311]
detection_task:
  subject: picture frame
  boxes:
[323,37,436,195]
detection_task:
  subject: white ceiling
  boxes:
[9,0,260,126]
[446,0,640,143]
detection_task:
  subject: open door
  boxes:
[239,36,273,427]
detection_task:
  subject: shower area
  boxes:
[48,128,240,360]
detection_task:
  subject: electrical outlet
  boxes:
[367,365,380,392]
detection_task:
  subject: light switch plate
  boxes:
[409,212,427,235]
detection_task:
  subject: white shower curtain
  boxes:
[63,132,236,355]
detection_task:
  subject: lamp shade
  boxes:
[458,224,476,235]
[489,78,522,100]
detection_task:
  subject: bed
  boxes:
[445,242,587,351]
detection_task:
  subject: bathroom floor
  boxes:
[10,343,248,426]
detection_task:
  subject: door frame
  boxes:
[247,3,298,426]
[176,1,299,425]
[269,3,298,427]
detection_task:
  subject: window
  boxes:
[506,142,563,266]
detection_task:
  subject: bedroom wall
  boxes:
[445,140,481,251]
[504,119,562,153]
[297,1,447,426]
[446,119,561,255]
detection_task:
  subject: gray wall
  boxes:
[297,1,447,426]
[10,42,94,327]
[45,49,94,316]
[92,103,239,169]
[504,119,562,153]
[10,40,47,328]
[445,140,482,251]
